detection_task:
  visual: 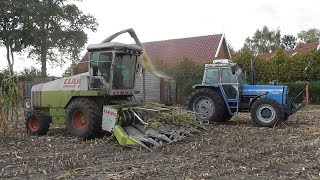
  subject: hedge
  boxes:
[285,81,320,104]
[233,49,320,83]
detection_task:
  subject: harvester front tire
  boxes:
[187,88,225,122]
[250,98,284,127]
[26,110,50,135]
[66,98,102,140]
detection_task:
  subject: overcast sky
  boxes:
[0,0,319,76]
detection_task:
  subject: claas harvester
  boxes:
[24,29,199,149]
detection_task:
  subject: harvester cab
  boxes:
[187,59,303,127]
[86,42,142,94]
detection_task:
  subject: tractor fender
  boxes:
[192,85,222,97]
[248,92,269,110]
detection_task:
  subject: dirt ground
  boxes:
[1,106,320,179]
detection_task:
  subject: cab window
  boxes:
[221,68,237,83]
[204,68,219,84]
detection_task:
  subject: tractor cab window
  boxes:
[204,68,219,84]
[221,68,237,84]
[221,67,238,99]
[113,53,137,89]
[236,68,246,84]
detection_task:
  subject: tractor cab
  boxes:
[87,42,143,95]
[200,59,243,114]
[202,59,243,86]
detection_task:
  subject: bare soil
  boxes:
[1,106,320,179]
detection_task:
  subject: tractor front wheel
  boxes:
[66,98,102,139]
[250,98,284,127]
[187,88,226,122]
[26,110,51,135]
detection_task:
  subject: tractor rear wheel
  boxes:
[223,110,233,122]
[26,110,50,135]
[187,88,226,122]
[250,98,284,127]
[66,98,102,139]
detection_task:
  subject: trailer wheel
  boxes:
[66,98,102,139]
[26,110,50,135]
[250,98,284,127]
[187,88,225,122]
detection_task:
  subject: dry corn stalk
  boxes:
[0,75,20,137]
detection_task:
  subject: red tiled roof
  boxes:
[257,41,319,59]
[79,34,224,66]
[257,52,273,59]
[293,41,318,53]
[142,34,223,65]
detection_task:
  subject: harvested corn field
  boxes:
[1,106,320,179]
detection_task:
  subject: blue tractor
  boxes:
[187,59,303,127]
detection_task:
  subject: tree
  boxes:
[227,43,235,55]
[18,67,42,81]
[28,0,98,77]
[297,28,320,43]
[281,34,297,50]
[0,0,31,75]
[168,59,204,103]
[242,26,281,54]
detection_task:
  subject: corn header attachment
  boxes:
[103,104,203,150]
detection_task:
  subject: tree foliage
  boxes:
[27,0,98,77]
[233,50,320,83]
[298,28,320,43]
[0,0,32,75]
[0,0,98,77]
[242,26,281,54]
[18,67,42,81]
[156,59,204,104]
[281,34,297,50]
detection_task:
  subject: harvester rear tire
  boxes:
[250,98,284,127]
[66,98,102,140]
[187,88,226,122]
[26,110,50,135]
